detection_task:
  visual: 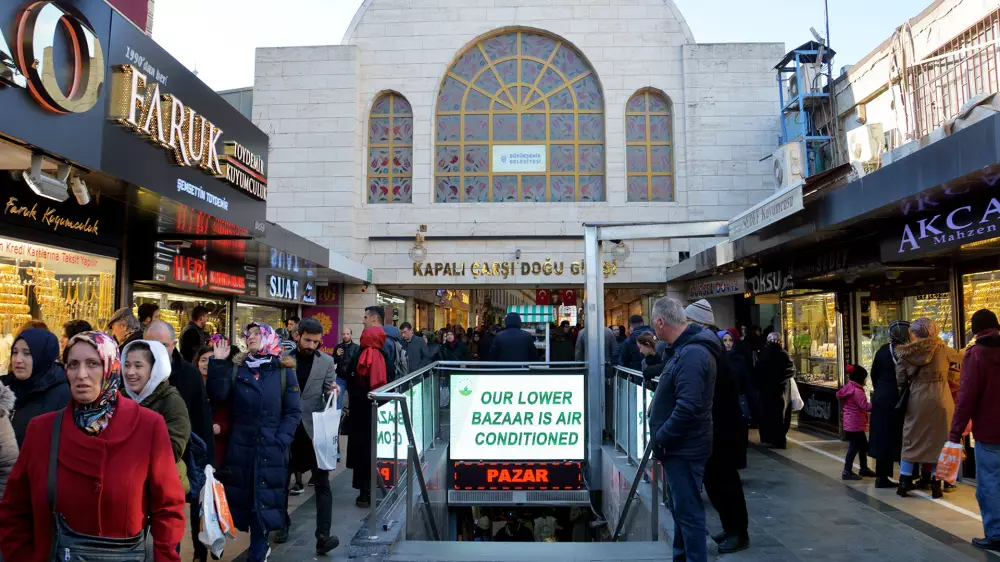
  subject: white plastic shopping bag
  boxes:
[198,466,226,558]
[789,378,805,412]
[312,388,341,470]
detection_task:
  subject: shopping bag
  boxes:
[198,466,227,558]
[789,378,805,411]
[312,388,341,471]
[935,441,964,484]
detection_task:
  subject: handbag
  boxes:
[48,410,152,562]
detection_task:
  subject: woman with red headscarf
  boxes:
[345,327,388,508]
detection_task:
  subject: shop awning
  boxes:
[507,305,554,324]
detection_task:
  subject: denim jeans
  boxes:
[662,457,708,562]
[248,514,270,562]
[976,441,1000,541]
[335,377,347,409]
[900,461,936,476]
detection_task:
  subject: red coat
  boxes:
[951,330,1000,444]
[0,398,186,561]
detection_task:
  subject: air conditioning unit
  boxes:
[848,124,885,163]
[772,141,806,192]
[788,63,822,100]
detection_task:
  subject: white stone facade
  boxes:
[253,0,784,297]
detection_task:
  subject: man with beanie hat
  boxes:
[952,309,1000,552]
[685,299,716,328]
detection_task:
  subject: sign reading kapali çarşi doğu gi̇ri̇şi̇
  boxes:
[492,145,547,173]
[450,374,585,461]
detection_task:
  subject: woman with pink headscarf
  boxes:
[207,323,301,562]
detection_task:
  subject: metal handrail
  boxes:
[612,438,660,541]
[368,388,441,541]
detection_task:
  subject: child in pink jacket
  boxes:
[836,364,875,480]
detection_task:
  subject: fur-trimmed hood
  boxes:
[232,352,296,369]
[896,336,941,367]
[0,381,14,416]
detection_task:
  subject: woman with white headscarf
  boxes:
[123,340,192,493]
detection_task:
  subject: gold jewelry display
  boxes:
[783,293,840,389]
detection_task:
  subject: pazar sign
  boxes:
[413,259,619,279]
[450,374,585,461]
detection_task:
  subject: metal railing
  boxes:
[610,365,667,542]
[365,360,586,542]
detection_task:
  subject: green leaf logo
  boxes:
[457,378,473,397]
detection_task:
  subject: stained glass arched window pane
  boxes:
[368,93,413,204]
[434,31,605,203]
[626,90,674,202]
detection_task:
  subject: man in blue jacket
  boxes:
[618,314,655,370]
[648,297,720,562]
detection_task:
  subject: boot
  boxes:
[931,479,943,499]
[916,471,932,490]
[316,534,340,555]
[874,476,898,489]
[859,467,877,478]
[712,531,727,544]
[897,475,913,497]
[717,532,750,554]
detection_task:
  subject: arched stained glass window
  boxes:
[434,30,605,203]
[368,93,413,204]
[626,90,674,202]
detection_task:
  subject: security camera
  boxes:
[362,280,371,292]
[23,154,71,202]
[70,175,90,205]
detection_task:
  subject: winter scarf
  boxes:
[356,326,388,390]
[66,331,122,436]
[121,340,173,404]
[244,322,283,369]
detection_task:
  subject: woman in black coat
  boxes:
[754,333,795,449]
[868,320,910,488]
[7,328,70,447]
[436,331,470,362]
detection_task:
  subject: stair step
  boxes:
[383,540,670,562]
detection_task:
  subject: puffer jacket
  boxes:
[649,325,721,461]
[207,353,301,533]
[619,326,655,371]
[0,381,17,499]
[490,313,538,362]
[836,380,872,432]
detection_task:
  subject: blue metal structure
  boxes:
[776,41,836,178]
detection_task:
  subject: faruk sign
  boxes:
[729,185,804,240]
[884,197,1000,260]
[687,274,745,300]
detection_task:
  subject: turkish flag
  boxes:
[562,289,577,306]
[536,289,550,305]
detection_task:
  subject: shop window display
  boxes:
[132,287,230,344]
[857,297,901,374]
[235,303,294,349]
[782,293,841,389]
[963,271,1000,341]
[0,237,116,371]
[904,293,954,347]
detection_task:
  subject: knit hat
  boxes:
[971,309,1000,335]
[684,299,715,325]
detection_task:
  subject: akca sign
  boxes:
[886,197,1000,259]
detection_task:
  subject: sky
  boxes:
[152,0,929,92]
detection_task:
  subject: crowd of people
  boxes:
[632,297,1000,562]
[0,296,996,561]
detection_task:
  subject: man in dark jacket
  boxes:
[952,309,1000,552]
[145,320,216,562]
[649,297,718,562]
[179,305,210,363]
[400,322,432,371]
[489,313,538,362]
[549,323,575,362]
[619,314,654,371]
[334,327,360,408]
